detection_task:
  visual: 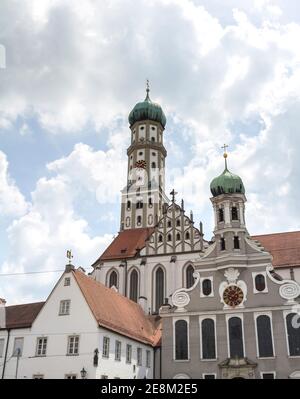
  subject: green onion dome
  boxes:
[210,154,245,197]
[128,89,166,128]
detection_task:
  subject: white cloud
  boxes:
[0,151,28,217]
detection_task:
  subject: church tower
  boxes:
[209,146,247,255]
[120,83,169,230]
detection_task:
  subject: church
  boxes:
[0,87,300,379]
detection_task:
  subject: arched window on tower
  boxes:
[137,216,142,225]
[158,234,163,243]
[231,207,238,220]
[109,271,118,288]
[220,238,226,251]
[176,233,181,241]
[127,200,131,210]
[185,231,190,240]
[218,208,224,222]
[136,200,143,209]
[234,236,240,249]
[167,234,172,242]
[175,320,188,360]
[176,219,180,227]
[151,162,156,169]
[155,267,164,313]
[129,270,139,303]
[186,265,195,289]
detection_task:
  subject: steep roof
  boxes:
[252,231,300,269]
[1,302,44,330]
[92,228,154,264]
[73,269,161,346]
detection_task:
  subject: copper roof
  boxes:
[252,231,300,269]
[93,228,154,264]
[73,270,161,346]
[1,302,44,330]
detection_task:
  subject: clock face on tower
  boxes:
[223,285,244,307]
[135,160,147,169]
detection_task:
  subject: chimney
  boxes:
[0,298,6,306]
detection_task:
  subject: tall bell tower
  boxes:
[120,83,169,230]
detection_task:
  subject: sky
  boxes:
[0,0,300,304]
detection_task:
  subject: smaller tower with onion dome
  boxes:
[209,145,248,256]
[120,82,169,231]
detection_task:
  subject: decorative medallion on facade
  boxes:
[171,271,200,312]
[219,267,247,309]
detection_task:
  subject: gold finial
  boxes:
[221,144,229,168]
[66,250,73,265]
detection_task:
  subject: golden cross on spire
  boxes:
[66,250,73,265]
[221,144,229,169]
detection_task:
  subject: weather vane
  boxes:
[66,250,73,265]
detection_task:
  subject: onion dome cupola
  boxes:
[128,82,166,128]
[210,147,245,197]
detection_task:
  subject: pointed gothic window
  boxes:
[234,236,240,249]
[176,233,181,241]
[155,267,164,312]
[175,320,188,360]
[185,232,190,240]
[218,208,224,222]
[167,221,172,228]
[255,274,266,292]
[176,220,180,227]
[286,313,300,356]
[228,317,244,358]
[231,207,238,220]
[186,265,194,289]
[158,234,163,243]
[129,270,138,303]
[220,238,226,251]
[202,319,216,359]
[109,271,118,288]
[256,315,274,358]
[167,234,172,242]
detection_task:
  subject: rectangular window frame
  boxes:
[59,300,71,316]
[102,336,110,358]
[0,338,5,357]
[36,337,48,357]
[261,371,276,379]
[64,277,71,286]
[146,350,151,368]
[12,337,24,357]
[199,315,217,361]
[137,347,142,366]
[172,316,190,362]
[126,344,132,364]
[67,335,79,356]
[200,277,214,298]
[203,373,217,379]
[115,340,121,361]
[253,312,275,359]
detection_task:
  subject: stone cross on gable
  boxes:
[170,189,178,203]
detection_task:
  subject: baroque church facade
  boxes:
[91,87,300,379]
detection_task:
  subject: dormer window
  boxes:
[220,238,226,251]
[218,208,224,222]
[232,207,238,220]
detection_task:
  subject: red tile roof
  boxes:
[1,302,44,330]
[73,269,161,346]
[92,228,154,264]
[252,231,300,269]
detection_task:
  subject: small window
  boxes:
[59,300,71,315]
[152,152,156,156]
[115,341,121,361]
[255,274,266,292]
[140,127,144,130]
[231,207,238,220]
[36,337,48,357]
[136,200,143,209]
[158,234,163,243]
[176,220,180,226]
[202,279,212,296]
[151,162,156,168]
[126,344,132,363]
[101,375,108,379]
[185,232,190,240]
[33,374,44,379]
[186,265,195,289]
[203,374,216,379]
[167,221,172,228]
[109,270,118,288]
[13,337,24,357]
[151,137,155,142]
[127,200,131,210]
[65,374,77,379]
[262,373,275,379]
[234,236,240,249]
[139,151,143,156]
[146,350,151,368]
[64,277,70,286]
[67,336,79,356]
[0,338,5,357]
[218,208,224,222]
[167,234,172,242]
[151,126,156,131]
[149,197,153,206]
[176,233,181,241]
[102,337,110,358]
[220,238,226,251]
[137,216,142,225]
[137,348,142,366]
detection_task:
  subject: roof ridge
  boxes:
[5,301,45,309]
[252,231,300,237]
